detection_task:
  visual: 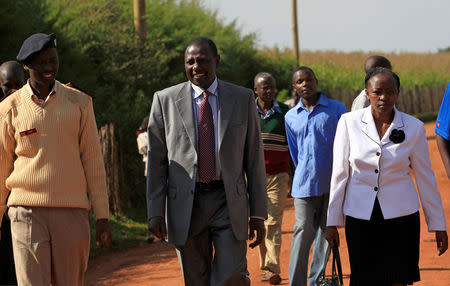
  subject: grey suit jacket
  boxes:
[146,80,267,246]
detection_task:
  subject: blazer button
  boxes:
[375,169,379,173]
[190,190,194,195]
[376,152,380,156]
[374,187,378,192]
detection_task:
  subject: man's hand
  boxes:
[96,219,112,246]
[149,216,166,240]
[139,146,148,154]
[436,230,448,256]
[325,226,339,248]
[248,217,265,248]
[436,135,450,179]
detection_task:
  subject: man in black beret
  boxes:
[0,33,112,285]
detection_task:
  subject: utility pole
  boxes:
[134,0,146,43]
[292,0,300,66]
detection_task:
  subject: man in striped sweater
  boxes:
[254,72,290,285]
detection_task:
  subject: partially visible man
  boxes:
[0,60,24,286]
[436,82,450,179]
[0,33,111,285]
[0,61,25,101]
[351,55,392,111]
[254,72,290,285]
[136,115,159,244]
[147,37,267,285]
[285,66,347,286]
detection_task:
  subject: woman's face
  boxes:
[365,73,399,116]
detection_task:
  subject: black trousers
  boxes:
[0,213,17,285]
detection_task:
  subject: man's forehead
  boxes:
[295,69,314,79]
[0,68,7,80]
[257,76,274,83]
[186,44,212,55]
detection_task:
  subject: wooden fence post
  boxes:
[99,123,121,214]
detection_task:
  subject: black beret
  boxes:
[16,33,57,62]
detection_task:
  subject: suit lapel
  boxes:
[361,106,405,146]
[361,107,381,145]
[175,82,197,151]
[217,80,237,152]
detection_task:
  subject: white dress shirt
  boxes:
[327,107,447,231]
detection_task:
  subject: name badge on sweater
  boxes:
[20,128,37,137]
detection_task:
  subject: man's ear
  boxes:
[365,89,369,99]
[215,55,220,68]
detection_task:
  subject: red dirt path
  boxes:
[86,122,450,286]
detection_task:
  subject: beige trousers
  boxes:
[258,172,289,275]
[8,206,90,286]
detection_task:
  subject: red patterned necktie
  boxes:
[197,91,216,183]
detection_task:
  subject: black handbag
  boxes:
[318,243,344,286]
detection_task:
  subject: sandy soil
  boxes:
[86,122,450,286]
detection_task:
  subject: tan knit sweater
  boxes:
[0,80,109,226]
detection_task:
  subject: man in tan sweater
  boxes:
[0,33,111,285]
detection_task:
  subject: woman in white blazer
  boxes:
[326,67,448,286]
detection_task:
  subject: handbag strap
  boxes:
[332,243,344,286]
[321,244,338,280]
[321,242,344,285]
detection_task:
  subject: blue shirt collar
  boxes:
[296,92,328,112]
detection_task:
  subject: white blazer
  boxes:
[327,107,447,231]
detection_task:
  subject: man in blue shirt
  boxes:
[435,82,450,179]
[285,66,346,286]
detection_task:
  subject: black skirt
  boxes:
[345,198,420,286]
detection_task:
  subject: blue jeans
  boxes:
[289,194,330,286]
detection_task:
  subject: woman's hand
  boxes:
[326,226,340,248]
[436,231,448,256]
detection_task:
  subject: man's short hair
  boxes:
[254,72,276,86]
[292,66,317,81]
[186,37,218,57]
[364,55,392,73]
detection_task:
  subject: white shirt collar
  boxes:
[191,77,218,99]
[26,79,56,98]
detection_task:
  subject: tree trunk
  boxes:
[134,0,146,43]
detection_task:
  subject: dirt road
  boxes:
[86,122,450,286]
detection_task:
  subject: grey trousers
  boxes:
[288,194,331,286]
[176,187,250,286]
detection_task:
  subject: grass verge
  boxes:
[89,212,148,259]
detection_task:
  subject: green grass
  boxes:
[89,212,148,259]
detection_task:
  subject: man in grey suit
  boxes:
[147,37,268,285]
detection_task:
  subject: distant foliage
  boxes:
[257,48,450,92]
[438,46,450,53]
